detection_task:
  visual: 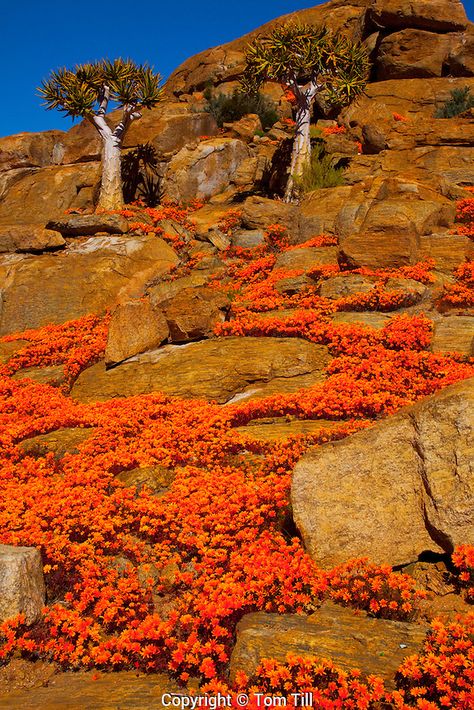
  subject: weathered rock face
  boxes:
[431,315,474,356]
[299,187,355,239]
[162,138,251,202]
[291,378,474,567]
[0,163,100,224]
[343,77,474,126]
[232,229,265,249]
[230,603,428,689]
[0,235,178,336]
[225,113,262,141]
[274,247,339,272]
[0,225,65,254]
[12,365,66,387]
[346,146,474,193]
[320,274,377,299]
[71,337,330,404]
[417,233,473,273]
[129,110,219,156]
[369,0,468,32]
[384,118,474,152]
[337,178,455,268]
[0,545,45,625]
[0,668,183,709]
[448,24,474,75]
[55,104,219,165]
[105,300,170,367]
[0,131,64,172]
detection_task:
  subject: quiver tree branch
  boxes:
[38,58,163,211]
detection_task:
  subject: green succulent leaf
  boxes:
[240,22,370,108]
[38,58,163,120]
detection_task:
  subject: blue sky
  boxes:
[1,0,473,138]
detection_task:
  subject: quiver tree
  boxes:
[241,24,370,202]
[39,59,163,210]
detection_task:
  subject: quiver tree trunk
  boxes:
[98,133,124,211]
[284,95,312,203]
[89,105,141,212]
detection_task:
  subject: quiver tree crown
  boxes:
[240,23,370,202]
[241,23,370,109]
[38,59,163,211]
[38,58,163,119]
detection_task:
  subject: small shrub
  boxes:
[122,143,162,207]
[204,89,278,130]
[435,86,474,118]
[294,142,344,193]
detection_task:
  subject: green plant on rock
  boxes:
[435,86,474,118]
[38,59,163,210]
[294,141,344,192]
[204,88,278,130]
[240,22,370,202]
[122,143,163,206]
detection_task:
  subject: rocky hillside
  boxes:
[0,0,473,706]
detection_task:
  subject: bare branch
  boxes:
[97,84,110,116]
[88,114,112,140]
[113,103,142,142]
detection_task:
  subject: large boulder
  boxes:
[0,163,100,224]
[0,225,65,254]
[242,196,299,236]
[299,187,355,240]
[105,300,170,366]
[291,378,474,567]
[70,337,330,403]
[376,29,456,80]
[369,0,467,32]
[158,286,231,343]
[162,138,251,202]
[0,235,178,336]
[230,603,428,690]
[0,545,45,625]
